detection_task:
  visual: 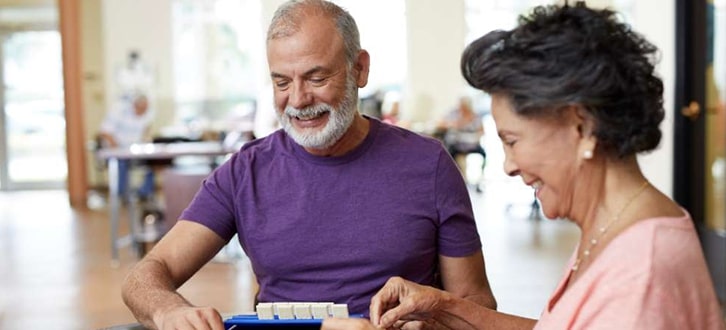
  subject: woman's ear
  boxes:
[572,105,598,158]
[571,106,592,136]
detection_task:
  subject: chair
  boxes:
[161,166,246,262]
[161,166,211,232]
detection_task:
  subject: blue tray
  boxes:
[224,314,365,329]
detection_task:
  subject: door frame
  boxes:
[0,33,6,190]
[674,0,726,301]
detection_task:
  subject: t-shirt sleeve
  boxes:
[434,149,482,257]
[179,155,240,242]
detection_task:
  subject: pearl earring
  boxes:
[583,150,593,159]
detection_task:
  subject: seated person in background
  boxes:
[323,2,725,330]
[381,100,401,126]
[121,1,496,329]
[98,91,155,201]
[381,100,410,129]
[438,96,486,190]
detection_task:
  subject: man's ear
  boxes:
[354,50,370,88]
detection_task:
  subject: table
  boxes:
[97,141,237,266]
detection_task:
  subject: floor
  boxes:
[0,188,257,329]
[0,182,576,329]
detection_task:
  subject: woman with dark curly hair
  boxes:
[323,2,724,329]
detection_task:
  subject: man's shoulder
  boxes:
[233,129,292,161]
[377,121,444,150]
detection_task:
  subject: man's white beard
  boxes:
[278,76,358,150]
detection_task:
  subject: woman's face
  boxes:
[491,94,591,220]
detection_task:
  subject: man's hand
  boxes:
[153,305,225,330]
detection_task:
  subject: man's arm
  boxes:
[97,131,118,148]
[438,250,497,309]
[122,220,228,329]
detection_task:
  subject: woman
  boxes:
[323,2,724,329]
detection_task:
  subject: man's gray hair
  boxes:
[267,0,361,66]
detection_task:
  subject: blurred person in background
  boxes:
[98,91,156,202]
[438,96,486,191]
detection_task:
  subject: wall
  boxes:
[630,0,676,197]
[403,0,467,123]
[0,0,52,6]
[100,0,175,133]
[81,0,104,187]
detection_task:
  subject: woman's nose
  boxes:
[503,154,519,177]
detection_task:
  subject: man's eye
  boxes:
[309,78,325,85]
[275,81,290,89]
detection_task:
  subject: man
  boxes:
[99,92,155,201]
[122,1,496,329]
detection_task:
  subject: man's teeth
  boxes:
[531,181,543,190]
[296,113,323,120]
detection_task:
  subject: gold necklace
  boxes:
[571,181,650,272]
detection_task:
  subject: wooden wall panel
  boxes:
[58,0,88,207]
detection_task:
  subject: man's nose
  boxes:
[289,81,313,109]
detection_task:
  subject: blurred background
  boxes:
[0,0,723,328]
[0,0,664,195]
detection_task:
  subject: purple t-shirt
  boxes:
[181,117,482,315]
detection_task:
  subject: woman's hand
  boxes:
[321,317,448,330]
[321,317,379,330]
[369,277,449,329]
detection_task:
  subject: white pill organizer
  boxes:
[223,302,363,329]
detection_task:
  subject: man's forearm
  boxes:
[463,291,497,310]
[121,258,191,329]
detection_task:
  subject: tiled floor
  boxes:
[0,189,256,329]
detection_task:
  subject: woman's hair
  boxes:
[461,2,664,158]
[267,0,361,67]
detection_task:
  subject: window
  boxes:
[334,0,407,97]
[171,0,262,134]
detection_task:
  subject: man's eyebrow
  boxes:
[270,72,288,79]
[303,66,326,76]
[271,66,328,79]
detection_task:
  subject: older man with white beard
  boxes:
[121,1,496,329]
